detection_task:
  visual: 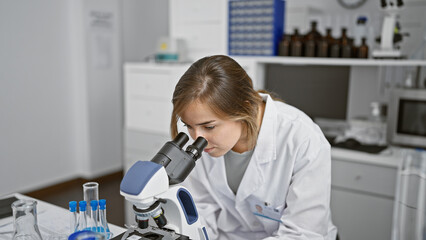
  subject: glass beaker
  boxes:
[11,199,43,240]
[83,182,99,219]
[83,182,99,203]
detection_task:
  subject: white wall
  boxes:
[122,0,169,62]
[0,1,77,195]
[81,0,123,178]
[0,0,123,196]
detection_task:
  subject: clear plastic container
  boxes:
[392,148,426,240]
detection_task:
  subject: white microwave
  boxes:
[387,88,426,149]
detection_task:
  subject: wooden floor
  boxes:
[24,171,125,227]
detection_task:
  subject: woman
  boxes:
[170,55,337,239]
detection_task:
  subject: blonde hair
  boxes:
[171,55,263,149]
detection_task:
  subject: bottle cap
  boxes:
[357,16,368,23]
[99,199,106,210]
[69,201,77,212]
[79,201,87,211]
[90,200,98,211]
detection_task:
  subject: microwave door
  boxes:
[388,89,426,148]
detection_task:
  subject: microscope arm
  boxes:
[120,161,169,208]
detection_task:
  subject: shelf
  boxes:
[232,56,426,67]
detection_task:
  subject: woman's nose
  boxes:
[193,129,205,139]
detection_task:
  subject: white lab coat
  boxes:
[182,94,338,240]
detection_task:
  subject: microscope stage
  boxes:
[112,226,190,240]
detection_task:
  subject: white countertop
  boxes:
[0,193,126,240]
[331,146,406,168]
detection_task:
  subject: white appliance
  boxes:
[387,88,426,149]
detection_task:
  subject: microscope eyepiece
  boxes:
[193,137,208,152]
[151,132,208,184]
[186,137,208,160]
[173,132,189,148]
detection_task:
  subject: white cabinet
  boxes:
[332,159,397,198]
[124,63,190,135]
[123,63,190,224]
[330,149,400,240]
[331,186,395,240]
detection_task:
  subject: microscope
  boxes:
[117,132,209,240]
[372,0,408,58]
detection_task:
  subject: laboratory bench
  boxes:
[0,193,126,240]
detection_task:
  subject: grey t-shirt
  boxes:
[224,149,254,194]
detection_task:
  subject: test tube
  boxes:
[69,201,77,234]
[76,201,87,231]
[99,199,112,239]
[88,200,99,232]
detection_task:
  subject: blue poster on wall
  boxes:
[228,0,285,56]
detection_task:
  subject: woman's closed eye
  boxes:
[183,122,215,130]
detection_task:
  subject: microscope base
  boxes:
[111,226,190,240]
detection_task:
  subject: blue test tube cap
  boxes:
[99,199,106,210]
[79,200,87,211]
[69,201,77,212]
[90,200,98,211]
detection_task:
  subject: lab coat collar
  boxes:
[236,93,277,202]
[253,93,277,164]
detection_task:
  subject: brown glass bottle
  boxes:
[304,21,322,57]
[317,28,333,57]
[352,43,358,59]
[330,41,340,58]
[278,34,291,56]
[290,29,303,57]
[340,28,352,58]
[357,37,369,58]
